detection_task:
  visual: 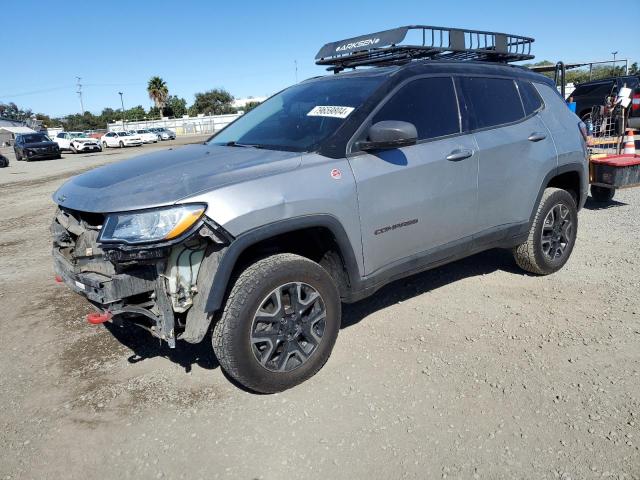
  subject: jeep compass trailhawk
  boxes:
[52,26,588,393]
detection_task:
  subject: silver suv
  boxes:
[52,26,588,393]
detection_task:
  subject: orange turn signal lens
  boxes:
[164,207,205,240]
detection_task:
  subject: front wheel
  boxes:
[212,253,341,393]
[513,188,578,275]
[119,141,124,148]
[590,185,615,203]
[102,141,108,149]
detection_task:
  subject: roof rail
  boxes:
[315,25,535,73]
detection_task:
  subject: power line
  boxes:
[0,85,73,98]
[76,76,84,114]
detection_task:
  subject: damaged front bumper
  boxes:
[51,207,229,348]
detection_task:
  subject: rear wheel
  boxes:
[102,141,108,149]
[212,253,341,393]
[15,150,22,161]
[119,141,124,148]
[513,188,578,275]
[590,185,615,203]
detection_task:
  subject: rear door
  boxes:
[459,76,557,238]
[348,76,479,275]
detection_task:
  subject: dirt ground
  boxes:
[0,138,638,480]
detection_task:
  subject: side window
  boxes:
[460,77,524,129]
[518,80,544,116]
[371,77,460,141]
[57,133,65,138]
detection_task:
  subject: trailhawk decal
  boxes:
[374,219,419,236]
[307,106,355,119]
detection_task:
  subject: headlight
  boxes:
[99,204,206,244]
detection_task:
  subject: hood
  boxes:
[74,138,97,143]
[53,143,302,213]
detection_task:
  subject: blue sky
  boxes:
[2,0,638,117]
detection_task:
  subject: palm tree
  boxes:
[147,76,169,118]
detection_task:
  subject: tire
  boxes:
[590,185,615,203]
[102,141,108,149]
[71,144,77,154]
[15,151,22,161]
[119,141,124,148]
[212,253,341,393]
[513,188,578,275]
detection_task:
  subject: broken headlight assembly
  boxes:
[98,204,206,245]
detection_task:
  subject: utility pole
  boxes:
[118,92,125,130]
[76,76,84,114]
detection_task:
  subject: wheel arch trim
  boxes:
[204,214,362,313]
[530,162,586,227]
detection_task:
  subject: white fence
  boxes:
[108,113,242,136]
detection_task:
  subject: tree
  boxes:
[125,105,146,121]
[242,101,261,113]
[0,102,33,122]
[35,113,62,128]
[190,89,235,115]
[147,76,169,118]
[164,95,187,118]
[630,62,639,75]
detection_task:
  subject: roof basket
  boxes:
[315,25,534,73]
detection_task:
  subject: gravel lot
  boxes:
[0,138,638,480]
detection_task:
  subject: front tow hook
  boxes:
[86,311,113,325]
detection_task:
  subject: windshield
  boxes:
[118,132,130,136]
[21,134,50,143]
[209,76,384,152]
[137,130,149,133]
[69,133,85,138]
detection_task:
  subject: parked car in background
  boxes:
[569,75,640,128]
[53,132,102,153]
[100,131,143,148]
[84,130,106,140]
[131,129,158,143]
[14,133,61,161]
[149,127,176,140]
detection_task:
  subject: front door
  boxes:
[349,76,479,276]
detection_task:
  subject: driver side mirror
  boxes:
[359,120,418,151]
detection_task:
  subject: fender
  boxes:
[204,214,362,313]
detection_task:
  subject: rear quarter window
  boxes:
[518,80,544,115]
[460,77,524,130]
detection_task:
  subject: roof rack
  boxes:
[315,25,534,73]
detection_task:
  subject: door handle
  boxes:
[528,132,547,142]
[446,149,474,161]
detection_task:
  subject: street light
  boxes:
[118,92,125,129]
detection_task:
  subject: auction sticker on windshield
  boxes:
[307,106,355,119]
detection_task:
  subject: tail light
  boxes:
[633,92,640,113]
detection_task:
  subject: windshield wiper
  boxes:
[225,141,266,149]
